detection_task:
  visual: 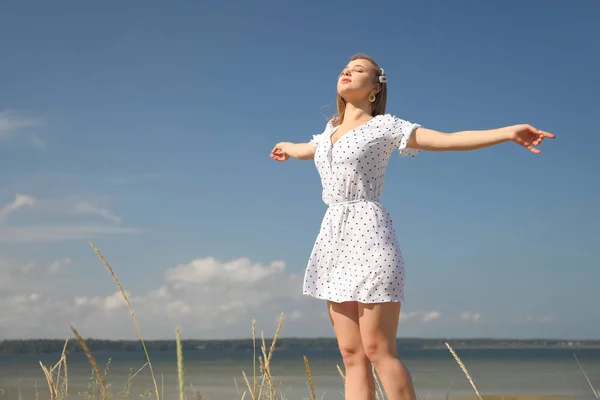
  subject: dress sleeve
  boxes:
[310,120,333,148]
[391,115,421,157]
[309,133,320,148]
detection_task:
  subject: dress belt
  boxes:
[328,199,380,207]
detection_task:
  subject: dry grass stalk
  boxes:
[37,337,71,400]
[573,353,599,399]
[445,380,453,400]
[303,355,316,400]
[267,313,284,366]
[261,314,285,399]
[121,361,149,393]
[69,324,109,400]
[38,362,57,400]
[234,376,243,398]
[241,315,285,400]
[255,362,267,400]
[257,332,277,399]
[50,338,69,397]
[259,335,271,399]
[252,320,257,399]
[336,364,345,381]
[255,360,267,399]
[88,240,160,400]
[60,338,68,396]
[242,371,253,399]
[445,342,482,400]
[176,328,185,400]
[338,362,384,399]
[257,356,276,399]
[39,337,69,399]
[371,364,386,400]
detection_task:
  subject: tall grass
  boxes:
[1,241,597,400]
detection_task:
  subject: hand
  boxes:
[506,124,556,154]
[270,142,291,162]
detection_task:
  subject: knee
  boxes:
[338,344,369,368]
[362,339,395,365]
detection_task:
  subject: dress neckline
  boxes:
[328,115,380,147]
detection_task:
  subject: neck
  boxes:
[343,101,373,123]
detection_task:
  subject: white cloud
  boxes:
[0,256,72,290]
[0,109,45,149]
[0,293,76,334]
[74,202,122,224]
[0,194,37,223]
[0,255,443,339]
[0,194,138,243]
[0,110,41,138]
[0,255,34,290]
[20,261,35,273]
[75,290,130,311]
[401,310,441,323]
[460,311,481,323]
[47,257,72,274]
[165,257,286,285]
[0,224,140,243]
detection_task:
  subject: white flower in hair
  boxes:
[378,68,387,83]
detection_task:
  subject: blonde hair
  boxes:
[331,53,387,127]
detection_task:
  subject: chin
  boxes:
[338,88,363,102]
[337,86,356,97]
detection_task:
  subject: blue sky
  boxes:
[0,0,598,340]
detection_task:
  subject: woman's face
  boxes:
[337,59,379,102]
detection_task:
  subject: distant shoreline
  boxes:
[1,338,599,355]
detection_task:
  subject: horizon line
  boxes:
[1,337,598,343]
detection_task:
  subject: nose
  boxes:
[342,70,351,77]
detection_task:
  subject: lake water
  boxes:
[1,348,599,399]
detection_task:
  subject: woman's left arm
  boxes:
[407,124,556,154]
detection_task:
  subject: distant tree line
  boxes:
[0,337,598,355]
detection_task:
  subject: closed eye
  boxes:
[340,67,366,76]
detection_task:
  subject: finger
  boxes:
[539,130,556,139]
[528,146,541,154]
[528,124,554,137]
[528,125,555,139]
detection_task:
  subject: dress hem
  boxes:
[302,291,403,304]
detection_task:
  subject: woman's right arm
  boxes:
[270,142,316,161]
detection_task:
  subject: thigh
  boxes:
[358,302,401,355]
[327,301,364,354]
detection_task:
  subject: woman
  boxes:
[269,53,554,400]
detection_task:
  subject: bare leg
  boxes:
[327,300,376,400]
[358,302,416,400]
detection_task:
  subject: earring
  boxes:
[369,92,376,102]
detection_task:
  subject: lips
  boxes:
[341,78,351,83]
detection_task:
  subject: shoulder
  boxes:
[374,113,421,135]
[309,119,334,147]
[374,113,419,128]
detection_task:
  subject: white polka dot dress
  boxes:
[303,113,421,304]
